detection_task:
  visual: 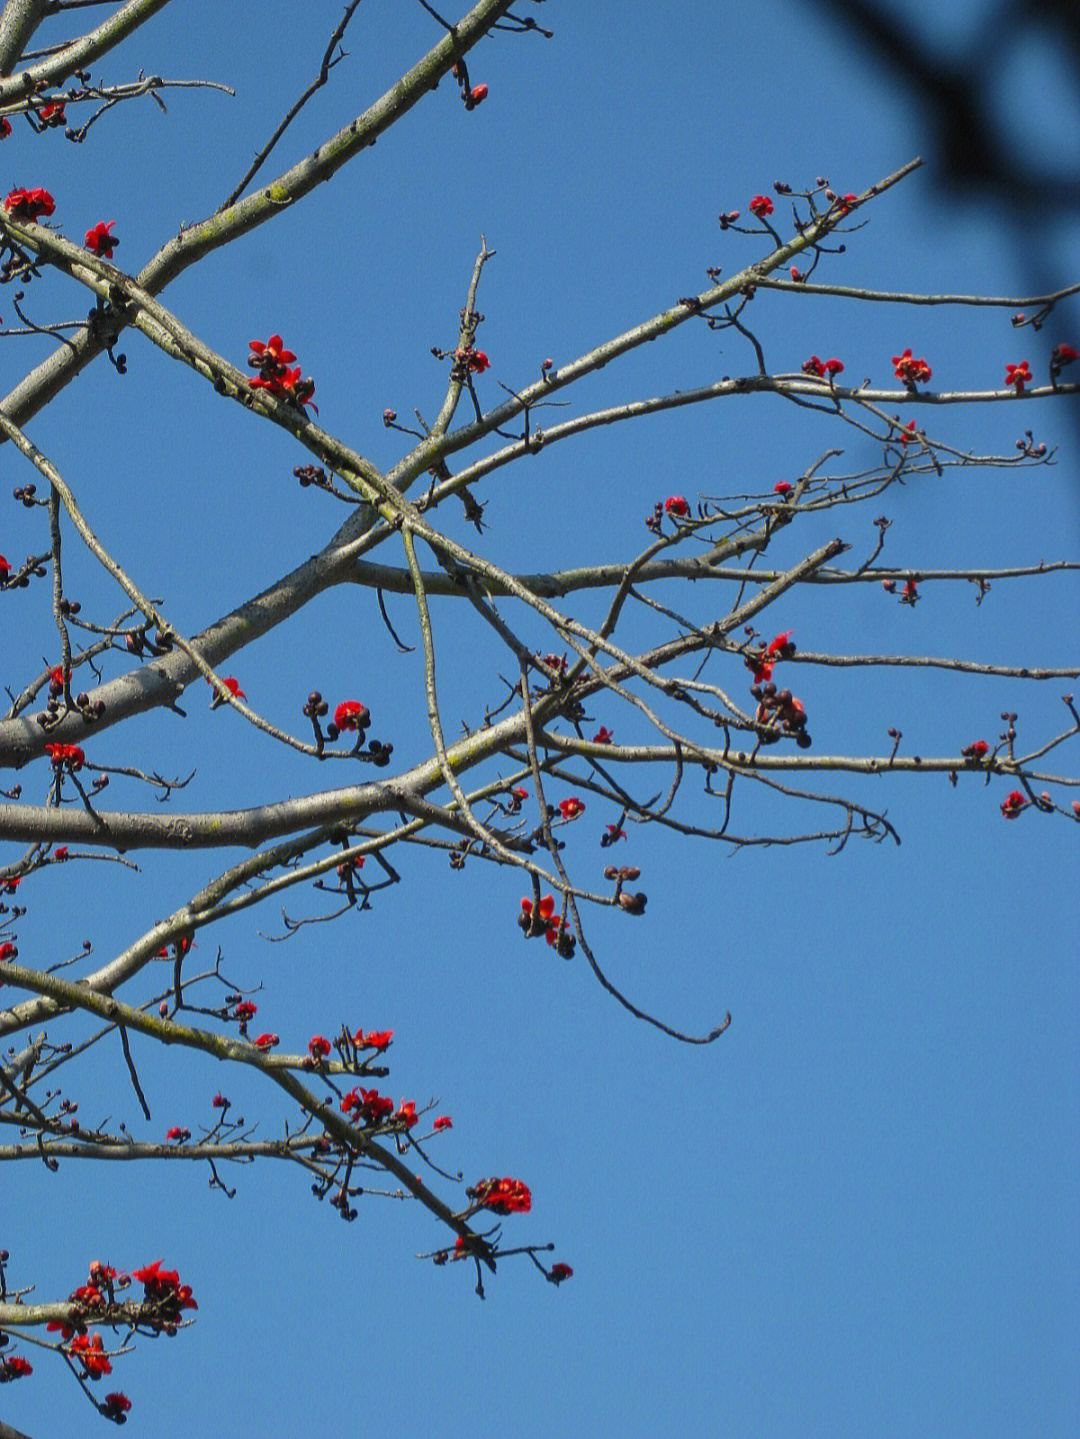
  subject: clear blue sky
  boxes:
[3,3,1078,1436]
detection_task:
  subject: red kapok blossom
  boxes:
[433,1115,453,1131]
[45,741,86,770]
[521,894,556,923]
[1004,360,1032,393]
[824,358,844,376]
[248,334,296,370]
[165,1126,190,1143]
[0,118,11,140]
[84,221,118,258]
[0,553,10,577]
[4,186,55,221]
[0,942,17,962]
[749,194,774,218]
[1000,789,1028,820]
[308,1035,331,1059]
[333,699,370,731]
[603,823,627,844]
[1,1354,33,1380]
[354,1027,393,1051]
[962,740,990,760]
[38,101,66,126]
[896,418,918,446]
[593,726,614,744]
[802,355,827,378]
[767,630,795,657]
[549,1262,574,1284]
[467,348,490,373]
[773,482,793,496]
[212,1092,229,1108]
[470,1176,532,1214]
[70,1332,112,1379]
[558,796,586,820]
[103,1393,132,1417]
[231,1000,257,1021]
[395,1100,419,1129]
[892,348,932,385]
[253,1032,279,1050]
[664,495,690,517]
[1051,343,1077,374]
[209,675,245,704]
[469,83,489,104]
[53,846,69,860]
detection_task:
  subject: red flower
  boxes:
[433,1115,453,1131]
[1,1355,33,1380]
[603,823,627,844]
[773,482,792,496]
[395,1100,419,1129]
[801,355,827,378]
[103,1394,132,1417]
[212,1092,229,1108]
[341,1087,395,1124]
[253,1032,278,1050]
[84,221,118,259]
[165,1126,190,1143]
[1004,360,1032,393]
[892,348,932,385]
[468,349,490,373]
[558,797,586,820]
[520,894,556,925]
[470,1176,532,1215]
[767,630,795,657]
[752,660,773,684]
[823,358,844,376]
[209,675,245,705]
[549,1262,573,1283]
[53,846,69,860]
[333,699,370,731]
[469,83,489,104]
[38,101,66,127]
[4,186,55,221]
[901,578,919,603]
[0,118,10,140]
[70,1332,112,1379]
[1051,343,1077,373]
[308,1035,331,1059]
[896,418,918,446]
[0,553,10,577]
[749,194,774,218]
[248,334,296,370]
[360,1028,393,1050]
[664,495,690,517]
[0,942,17,961]
[45,742,86,770]
[962,740,990,761]
[231,1000,257,1021]
[593,726,614,744]
[1000,790,1027,820]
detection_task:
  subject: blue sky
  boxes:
[2,3,1078,1436]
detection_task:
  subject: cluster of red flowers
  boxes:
[44,741,85,770]
[468,1176,532,1215]
[455,346,490,374]
[4,186,55,221]
[749,194,774,219]
[747,630,795,686]
[892,348,932,386]
[70,1332,112,1379]
[0,1354,32,1380]
[1000,789,1028,820]
[664,494,690,517]
[247,334,317,412]
[84,220,118,259]
[802,355,843,379]
[340,1086,394,1125]
[231,1000,257,1022]
[1004,360,1032,393]
[518,895,575,956]
[132,1259,197,1314]
[37,101,66,128]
